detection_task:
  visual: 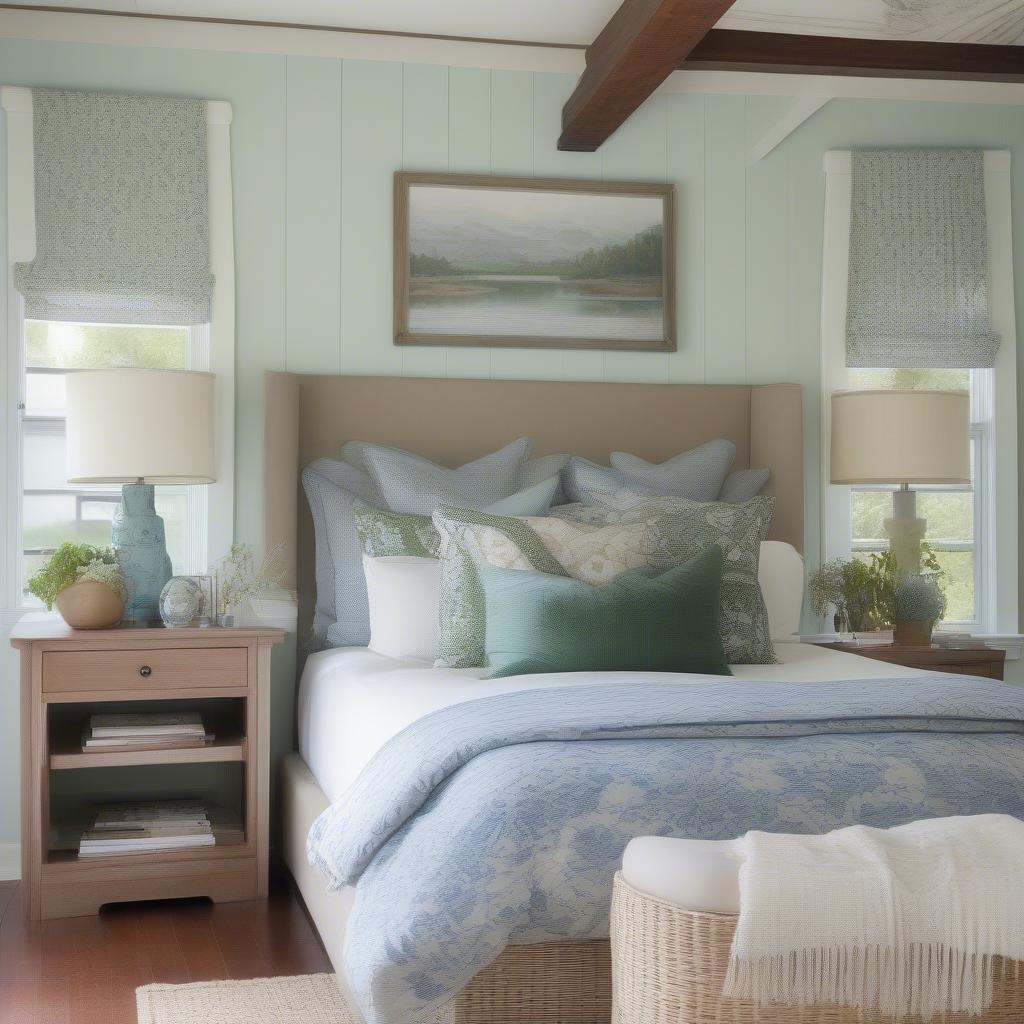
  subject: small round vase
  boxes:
[54,580,123,630]
[159,577,202,628]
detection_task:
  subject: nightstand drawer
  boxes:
[42,647,248,694]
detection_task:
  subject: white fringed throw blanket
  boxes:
[723,815,1024,1019]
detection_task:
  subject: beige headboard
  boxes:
[264,373,803,635]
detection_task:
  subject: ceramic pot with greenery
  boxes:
[27,543,126,629]
[893,573,947,646]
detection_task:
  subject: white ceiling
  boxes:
[13,0,1024,45]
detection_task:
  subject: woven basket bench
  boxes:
[610,872,1024,1024]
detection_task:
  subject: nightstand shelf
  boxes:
[48,733,247,770]
[11,615,285,920]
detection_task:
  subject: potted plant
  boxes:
[808,554,891,635]
[893,573,947,646]
[27,543,126,629]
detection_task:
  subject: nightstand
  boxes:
[814,641,1005,681]
[11,614,285,920]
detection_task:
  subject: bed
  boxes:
[263,373,1024,1024]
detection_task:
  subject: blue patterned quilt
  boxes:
[306,675,1024,1024]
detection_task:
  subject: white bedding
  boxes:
[297,643,927,804]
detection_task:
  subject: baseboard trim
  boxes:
[0,842,20,881]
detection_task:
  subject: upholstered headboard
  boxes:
[263,373,804,637]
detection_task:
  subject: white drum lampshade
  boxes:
[65,368,216,484]
[830,389,970,580]
[830,389,970,487]
[64,368,216,623]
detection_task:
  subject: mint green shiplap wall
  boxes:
[2,34,1024,855]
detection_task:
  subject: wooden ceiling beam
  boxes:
[682,30,1024,81]
[558,0,740,152]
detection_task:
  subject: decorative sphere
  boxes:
[159,577,202,628]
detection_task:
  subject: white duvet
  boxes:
[297,642,927,804]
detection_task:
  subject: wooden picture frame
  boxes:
[394,172,675,352]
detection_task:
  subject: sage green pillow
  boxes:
[432,505,675,668]
[482,546,730,679]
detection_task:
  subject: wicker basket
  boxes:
[610,872,1024,1024]
[453,938,612,1024]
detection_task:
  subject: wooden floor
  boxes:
[0,870,332,1023]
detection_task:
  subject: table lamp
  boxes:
[65,368,216,623]
[830,389,970,578]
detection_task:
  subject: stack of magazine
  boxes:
[78,800,226,858]
[82,712,212,753]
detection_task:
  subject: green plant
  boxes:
[894,573,947,623]
[26,542,118,610]
[214,543,283,616]
[807,545,942,632]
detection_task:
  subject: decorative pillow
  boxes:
[432,506,681,669]
[352,476,559,560]
[719,468,770,503]
[303,454,555,650]
[346,440,565,496]
[607,439,736,499]
[356,438,531,515]
[363,555,440,661]
[301,458,384,648]
[551,495,778,664]
[482,547,730,679]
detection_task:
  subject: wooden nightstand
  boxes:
[11,615,285,920]
[814,641,1005,680]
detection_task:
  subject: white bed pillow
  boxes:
[363,555,440,661]
[758,541,804,641]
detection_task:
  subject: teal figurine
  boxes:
[112,483,172,623]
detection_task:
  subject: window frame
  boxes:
[820,149,1018,639]
[1,86,235,613]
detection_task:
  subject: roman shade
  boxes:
[846,149,999,369]
[13,88,214,325]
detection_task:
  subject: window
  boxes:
[821,149,1017,640]
[846,367,985,627]
[20,321,210,605]
[2,86,235,614]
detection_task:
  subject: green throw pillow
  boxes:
[432,505,678,668]
[482,546,731,679]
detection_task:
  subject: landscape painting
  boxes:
[394,173,675,351]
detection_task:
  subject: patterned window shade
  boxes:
[13,88,214,325]
[846,149,999,368]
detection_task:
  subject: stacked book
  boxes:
[78,800,217,858]
[82,712,212,753]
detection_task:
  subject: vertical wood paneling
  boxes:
[601,96,671,384]
[490,70,533,176]
[744,97,790,386]
[532,73,605,381]
[703,94,748,384]
[666,92,706,384]
[449,66,491,173]
[400,63,449,379]
[285,56,342,374]
[340,59,404,376]
[445,67,492,379]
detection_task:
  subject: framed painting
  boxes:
[394,172,675,352]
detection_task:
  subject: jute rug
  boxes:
[136,974,360,1024]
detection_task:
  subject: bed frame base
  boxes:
[281,751,613,1023]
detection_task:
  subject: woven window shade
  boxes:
[13,88,214,325]
[846,149,999,368]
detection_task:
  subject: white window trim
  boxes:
[1,85,235,610]
[819,149,1019,651]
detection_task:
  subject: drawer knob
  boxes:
[139,665,152,678]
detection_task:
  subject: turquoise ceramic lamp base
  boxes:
[112,483,173,623]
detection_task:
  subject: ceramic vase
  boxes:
[54,580,123,629]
